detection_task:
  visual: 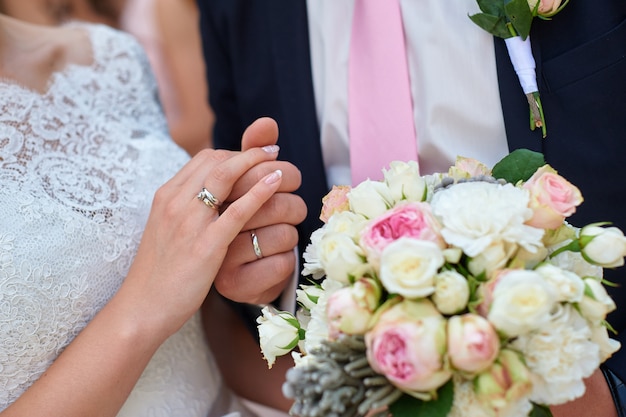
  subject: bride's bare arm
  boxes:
[2,146,283,417]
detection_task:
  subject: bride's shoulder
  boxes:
[64,22,147,63]
[64,22,157,86]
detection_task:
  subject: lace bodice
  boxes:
[0,23,226,416]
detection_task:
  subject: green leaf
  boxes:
[476,0,505,15]
[491,148,545,183]
[389,380,454,417]
[469,13,512,38]
[530,403,554,417]
[505,0,534,39]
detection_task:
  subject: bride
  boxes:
[0,13,301,417]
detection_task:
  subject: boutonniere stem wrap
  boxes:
[470,0,570,138]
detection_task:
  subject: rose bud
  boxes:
[431,270,470,315]
[579,224,626,268]
[257,307,303,368]
[326,278,382,339]
[447,314,500,374]
[474,349,533,414]
[528,0,563,17]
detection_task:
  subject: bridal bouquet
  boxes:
[257,150,624,417]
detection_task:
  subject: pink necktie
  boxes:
[348,0,418,185]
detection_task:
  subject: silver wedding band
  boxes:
[196,187,221,210]
[250,230,263,259]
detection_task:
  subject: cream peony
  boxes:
[512,305,599,405]
[430,182,544,257]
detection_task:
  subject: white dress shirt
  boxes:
[306,0,510,188]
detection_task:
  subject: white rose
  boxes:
[535,263,584,303]
[318,232,369,284]
[380,238,444,298]
[577,278,616,324]
[383,160,426,203]
[257,307,302,368]
[488,269,556,337]
[430,182,544,257]
[590,324,621,363]
[580,225,626,268]
[348,179,393,219]
[431,270,470,314]
[324,210,369,240]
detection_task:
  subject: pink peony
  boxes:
[360,202,445,261]
[365,300,451,393]
[523,165,583,230]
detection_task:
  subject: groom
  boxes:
[197,0,626,415]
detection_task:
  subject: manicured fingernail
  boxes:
[264,169,282,184]
[262,145,280,153]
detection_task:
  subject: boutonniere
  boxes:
[470,0,569,138]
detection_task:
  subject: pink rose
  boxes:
[320,185,351,223]
[360,202,445,261]
[365,299,451,393]
[523,165,583,230]
[475,271,505,317]
[326,278,381,339]
[447,314,500,374]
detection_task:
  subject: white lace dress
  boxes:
[0,23,240,417]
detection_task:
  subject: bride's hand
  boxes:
[121,145,283,336]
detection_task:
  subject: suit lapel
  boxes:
[265,0,328,250]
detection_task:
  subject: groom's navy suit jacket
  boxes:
[197,0,626,378]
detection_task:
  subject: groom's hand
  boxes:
[213,118,307,304]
